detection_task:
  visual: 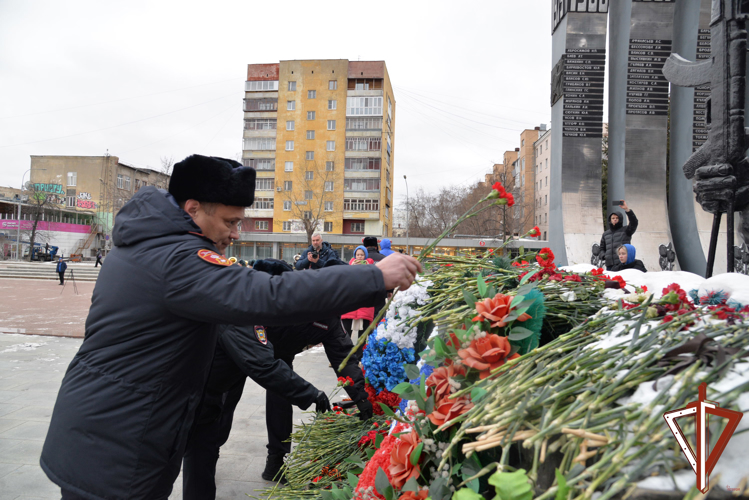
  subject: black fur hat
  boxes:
[253,258,294,276]
[362,236,379,248]
[168,155,256,206]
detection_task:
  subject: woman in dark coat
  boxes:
[610,244,647,272]
[599,200,638,269]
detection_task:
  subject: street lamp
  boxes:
[403,175,409,255]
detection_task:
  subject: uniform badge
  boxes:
[197,249,231,266]
[312,322,329,330]
[254,326,268,345]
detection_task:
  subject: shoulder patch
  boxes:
[312,321,329,330]
[254,326,268,345]
[197,249,232,266]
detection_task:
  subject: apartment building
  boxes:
[533,127,551,240]
[241,59,395,245]
[511,125,546,234]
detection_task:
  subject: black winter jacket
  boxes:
[600,210,638,269]
[295,241,340,270]
[40,187,386,500]
[609,259,647,273]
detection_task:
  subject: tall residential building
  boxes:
[533,128,551,240]
[242,60,395,239]
[511,125,546,235]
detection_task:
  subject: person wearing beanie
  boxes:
[379,238,395,256]
[362,236,385,262]
[599,200,638,269]
[610,244,647,272]
[40,154,423,500]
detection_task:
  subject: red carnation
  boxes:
[529,226,541,238]
[536,247,555,268]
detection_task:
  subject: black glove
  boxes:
[315,391,331,413]
[355,399,373,421]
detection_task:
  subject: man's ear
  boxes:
[183,199,200,219]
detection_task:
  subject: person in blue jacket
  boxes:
[55,255,67,285]
[40,155,422,500]
[379,238,395,256]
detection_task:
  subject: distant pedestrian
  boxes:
[95,250,103,268]
[362,236,385,262]
[379,238,395,256]
[45,242,49,253]
[56,256,67,285]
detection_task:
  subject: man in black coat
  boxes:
[599,200,638,269]
[40,155,422,500]
[363,236,385,262]
[295,233,340,269]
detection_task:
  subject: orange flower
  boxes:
[458,334,520,379]
[426,365,465,401]
[472,293,531,328]
[398,490,429,500]
[427,396,473,427]
[389,430,422,489]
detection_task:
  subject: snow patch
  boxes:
[0,342,47,353]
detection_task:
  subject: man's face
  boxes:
[618,248,628,263]
[189,202,244,253]
[610,214,620,225]
[311,235,322,250]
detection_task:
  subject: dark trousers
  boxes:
[266,355,294,457]
[58,271,65,284]
[182,380,245,500]
[95,257,102,267]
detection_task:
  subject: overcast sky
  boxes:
[0,0,553,206]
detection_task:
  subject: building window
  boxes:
[285,161,293,172]
[343,179,380,191]
[326,161,334,171]
[244,159,275,170]
[304,190,313,200]
[253,197,274,209]
[347,79,383,90]
[66,196,76,208]
[117,174,123,189]
[546,176,548,186]
[350,222,365,233]
[307,90,316,99]
[245,80,279,91]
[286,120,295,131]
[67,172,77,186]
[346,137,381,151]
[346,96,383,116]
[283,201,291,211]
[324,201,333,211]
[245,118,277,130]
[255,179,275,191]
[323,221,333,232]
[287,100,295,110]
[305,171,314,181]
[328,99,337,110]
[346,117,382,130]
[255,220,269,230]
[307,111,316,120]
[324,181,334,191]
[285,140,294,151]
[288,81,296,91]
[306,130,315,140]
[284,181,293,191]
[545,195,548,205]
[345,158,380,171]
[326,140,335,151]
[545,213,548,223]
[244,98,278,111]
[243,137,276,150]
[305,151,314,160]
[329,80,337,90]
[283,221,292,231]
[303,211,312,219]
[327,120,336,130]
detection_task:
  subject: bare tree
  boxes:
[160,156,175,176]
[406,186,465,238]
[277,159,339,245]
[24,182,58,261]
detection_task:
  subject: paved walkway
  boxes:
[0,333,339,499]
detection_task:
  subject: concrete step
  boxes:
[0,262,100,281]
[0,272,98,282]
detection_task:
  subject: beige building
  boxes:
[511,125,546,235]
[533,127,552,240]
[241,59,395,242]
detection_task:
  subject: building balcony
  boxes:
[346,89,383,97]
[344,150,382,158]
[243,129,277,139]
[343,211,380,220]
[343,170,381,179]
[244,208,274,218]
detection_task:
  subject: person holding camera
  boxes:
[294,233,340,270]
[599,200,638,270]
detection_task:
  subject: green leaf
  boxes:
[462,289,477,309]
[486,285,497,298]
[343,452,365,468]
[510,294,526,309]
[424,393,435,416]
[375,467,395,500]
[402,477,420,493]
[375,432,384,449]
[332,488,349,500]
[410,442,424,466]
[519,270,534,286]
[399,385,418,401]
[366,447,375,460]
[453,488,485,500]
[516,283,536,296]
[471,386,488,401]
[488,469,533,500]
[429,476,450,500]
[508,327,533,341]
[347,471,359,489]
[420,373,427,399]
[477,275,487,298]
[404,364,420,380]
[377,402,397,417]
[461,455,482,491]
[321,490,335,500]
[555,469,570,500]
[434,337,447,357]
[392,382,416,395]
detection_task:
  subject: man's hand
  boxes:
[315,391,331,413]
[355,399,373,421]
[621,200,630,212]
[376,253,423,291]
[308,252,320,264]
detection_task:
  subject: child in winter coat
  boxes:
[341,246,375,340]
[610,244,647,272]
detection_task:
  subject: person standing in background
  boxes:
[56,256,67,285]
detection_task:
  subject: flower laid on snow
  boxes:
[458,334,519,379]
[472,293,531,328]
[389,429,422,488]
[425,365,465,401]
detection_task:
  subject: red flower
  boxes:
[563,274,582,282]
[427,396,473,427]
[662,315,674,323]
[512,260,529,268]
[398,490,429,500]
[472,293,531,328]
[504,192,515,207]
[458,334,520,379]
[492,182,506,197]
[355,436,397,500]
[426,365,465,401]
[591,268,604,276]
[536,247,555,268]
[389,430,422,489]
[529,226,541,237]
[548,273,564,282]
